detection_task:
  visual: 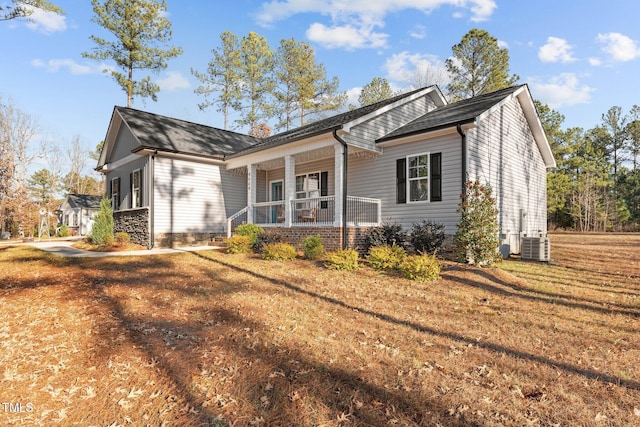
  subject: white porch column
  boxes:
[334,144,344,227]
[247,164,257,223]
[284,155,296,227]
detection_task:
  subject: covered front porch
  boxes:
[225,136,381,238]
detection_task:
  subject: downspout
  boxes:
[148,150,156,249]
[332,129,348,250]
[456,124,467,193]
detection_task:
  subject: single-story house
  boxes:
[96,84,555,253]
[58,194,102,236]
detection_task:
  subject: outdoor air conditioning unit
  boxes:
[521,236,551,262]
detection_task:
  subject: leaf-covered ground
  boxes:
[0,234,638,426]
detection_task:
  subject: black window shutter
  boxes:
[139,170,143,207]
[320,171,328,209]
[430,153,442,202]
[114,178,120,210]
[129,172,133,208]
[396,158,406,204]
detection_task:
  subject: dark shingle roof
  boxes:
[116,107,261,157]
[66,194,102,210]
[377,85,524,143]
[230,86,434,156]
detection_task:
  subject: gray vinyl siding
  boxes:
[467,98,548,251]
[106,155,148,211]
[153,157,246,234]
[349,133,463,233]
[344,96,438,150]
[110,124,140,163]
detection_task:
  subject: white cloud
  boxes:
[254,1,496,49]
[538,37,576,63]
[530,73,594,108]
[23,6,67,34]
[157,71,190,91]
[383,51,450,88]
[306,22,388,49]
[588,57,602,66]
[597,32,640,62]
[345,87,362,106]
[31,58,111,75]
[409,25,427,39]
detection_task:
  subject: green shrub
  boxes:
[325,248,359,271]
[91,197,114,245]
[56,224,70,237]
[454,180,502,266]
[261,242,297,261]
[235,224,264,246]
[366,244,406,271]
[302,235,324,260]
[399,253,441,282]
[226,235,254,254]
[410,220,445,254]
[115,231,130,244]
[364,222,406,251]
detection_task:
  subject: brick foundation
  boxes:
[260,226,372,252]
[154,232,219,248]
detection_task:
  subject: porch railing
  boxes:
[226,195,380,236]
[226,206,248,238]
[346,196,381,226]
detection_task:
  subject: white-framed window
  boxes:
[111,177,120,210]
[295,172,320,199]
[407,153,430,202]
[131,169,141,208]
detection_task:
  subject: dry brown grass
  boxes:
[0,233,638,426]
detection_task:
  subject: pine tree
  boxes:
[83,0,183,107]
[358,77,393,107]
[91,197,114,245]
[237,31,275,131]
[446,28,519,100]
[0,0,62,21]
[191,31,242,130]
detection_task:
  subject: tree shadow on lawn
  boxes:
[446,267,640,319]
[5,247,639,425]
[509,261,640,297]
[78,253,478,426]
[188,251,640,392]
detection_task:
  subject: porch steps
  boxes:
[208,234,227,246]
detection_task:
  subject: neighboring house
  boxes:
[58,194,102,236]
[96,84,555,253]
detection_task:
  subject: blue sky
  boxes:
[1,0,639,175]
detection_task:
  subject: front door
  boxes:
[271,181,283,223]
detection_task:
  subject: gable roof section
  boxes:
[117,107,261,158]
[377,86,523,142]
[377,85,556,168]
[63,194,102,210]
[98,107,262,170]
[228,85,444,158]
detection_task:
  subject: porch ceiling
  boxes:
[228,145,380,172]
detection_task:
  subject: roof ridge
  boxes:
[116,106,260,141]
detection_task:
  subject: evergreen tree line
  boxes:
[543,103,640,231]
[191,31,346,134]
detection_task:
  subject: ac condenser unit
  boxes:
[521,236,551,262]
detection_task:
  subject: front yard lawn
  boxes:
[0,234,638,425]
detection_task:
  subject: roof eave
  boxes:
[376,119,476,144]
[226,125,343,159]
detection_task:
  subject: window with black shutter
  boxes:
[396,158,406,204]
[430,153,442,202]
